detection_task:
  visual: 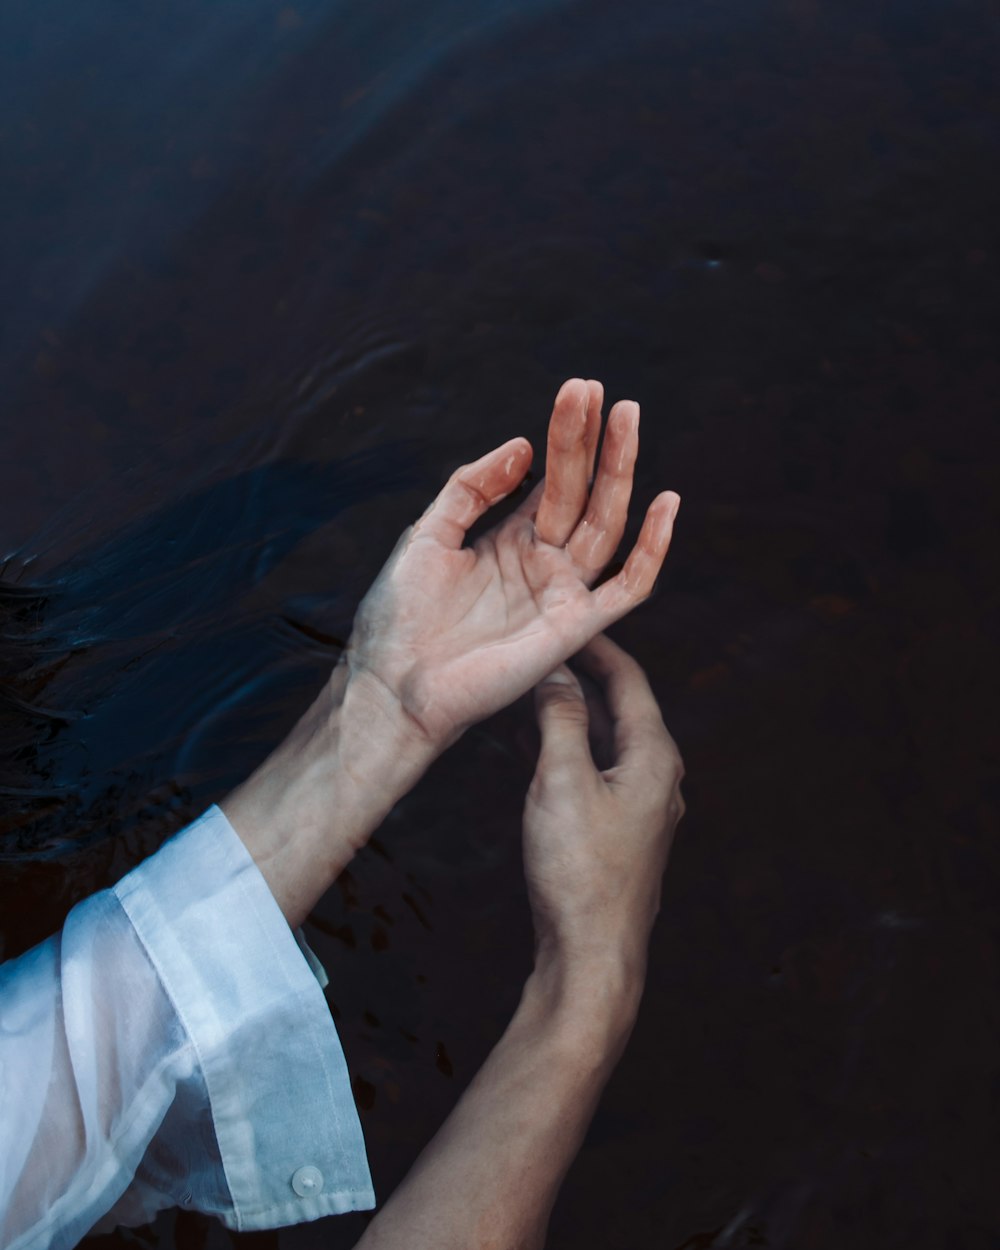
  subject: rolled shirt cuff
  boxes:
[113,804,375,1230]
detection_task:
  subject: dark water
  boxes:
[2,1,999,1246]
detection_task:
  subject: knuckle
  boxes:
[642,715,673,750]
[656,730,683,771]
[454,474,488,508]
[646,742,684,792]
[548,694,588,723]
[538,678,582,706]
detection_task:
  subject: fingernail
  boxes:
[616,401,637,428]
[543,669,575,686]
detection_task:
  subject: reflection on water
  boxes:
[2,0,999,1246]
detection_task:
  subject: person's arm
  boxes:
[0,806,375,1250]
[354,955,640,1250]
[355,632,686,1250]
[0,376,679,1245]
[221,377,680,927]
[1,620,428,1244]
[219,655,436,928]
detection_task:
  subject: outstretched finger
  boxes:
[566,399,639,582]
[583,379,604,481]
[415,437,533,550]
[590,491,680,623]
[534,378,591,548]
[513,379,603,527]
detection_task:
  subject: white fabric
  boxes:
[0,805,375,1250]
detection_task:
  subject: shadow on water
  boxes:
[0,445,420,955]
[2,0,1000,1247]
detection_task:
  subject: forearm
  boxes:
[355,953,643,1250]
[221,659,436,928]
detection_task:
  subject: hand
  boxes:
[522,631,685,985]
[343,378,680,752]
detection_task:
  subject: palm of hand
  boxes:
[349,508,595,746]
[345,379,680,750]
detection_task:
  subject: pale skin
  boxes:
[354,634,685,1250]
[220,376,686,1249]
[223,378,680,921]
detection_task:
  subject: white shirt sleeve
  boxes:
[0,805,375,1250]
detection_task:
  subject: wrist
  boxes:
[221,660,438,925]
[523,944,645,1067]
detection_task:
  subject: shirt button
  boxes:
[291,1165,324,1198]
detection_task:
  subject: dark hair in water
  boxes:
[0,446,420,959]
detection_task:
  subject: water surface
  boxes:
[1,2,998,1247]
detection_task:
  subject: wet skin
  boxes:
[222,376,681,927]
[344,376,681,752]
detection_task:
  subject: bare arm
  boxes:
[355,957,639,1250]
[220,656,435,927]
[355,633,686,1250]
[219,381,683,1241]
[221,378,680,928]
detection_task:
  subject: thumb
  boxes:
[533,664,592,773]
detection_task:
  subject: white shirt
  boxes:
[0,805,375,1250]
